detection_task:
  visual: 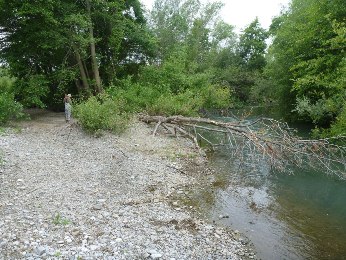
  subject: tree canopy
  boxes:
[0,0,154,108]
[266,0,346,134]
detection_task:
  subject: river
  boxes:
[187,107,346,259]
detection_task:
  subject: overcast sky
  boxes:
[140,0,290,32]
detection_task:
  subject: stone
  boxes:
[34,246,46,256]
[151,253,163,259]
[90,245,98,250]
[72,230,81,236]
[92,204,103,211]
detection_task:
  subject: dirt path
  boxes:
[0,110,254,259]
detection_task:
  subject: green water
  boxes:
[204,153,346,259]
[188,107,346,259]
[272,170,346,259]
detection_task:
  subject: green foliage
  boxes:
[0,0,153,104]
[294,95,344,125]
[15,75,49,108]
[52,213,71,226]
[108,76,231,118]
[107,48,232,117]
[108,82,167,113]
[147,89,202,116]
[330,106,346,137]
[145,84,230,117]
[237,18,268,71]
[267,0,346,131]
[0,92,23,124]
[199,84,231,109]
[74,94,130,134]
[217,65,257,102]
[250,76,277,104]
[0,70,24,124]
[150,0,226,69]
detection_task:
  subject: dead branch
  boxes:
[139,114,346,177]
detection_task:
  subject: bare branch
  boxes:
[139,114,346,177]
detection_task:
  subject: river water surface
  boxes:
[188,108,346,259]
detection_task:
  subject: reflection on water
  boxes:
[185,108,346,259]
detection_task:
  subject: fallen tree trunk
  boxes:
[139,114,346,177]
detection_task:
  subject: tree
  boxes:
[149,0,200,61]
[0,0,153,107]
[210,18,268,103]
[237,17,268,72]
[149,0,225,67]
[267,0,346,128]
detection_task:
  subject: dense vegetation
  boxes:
[0,0,345,136]
[267,0,346,136]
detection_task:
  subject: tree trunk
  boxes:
[75,49,90,93]
[86,0,102,94]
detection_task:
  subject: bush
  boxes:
[147,89,202,116]
[15,74,49,108]
[74,94,131,134]
[107,81,171,113]
[199,84,231,109]
[0,73,24,124]
[329,106,346,137]
[107,63,232,116]
[0,92,24,124]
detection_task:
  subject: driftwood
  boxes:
[139,114,346,177]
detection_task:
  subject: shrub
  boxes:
[15,74,49,108]
[0,73,24,124]
[329,106,346,137]
[147,89,203,116]
[74,94,131,134]
[199,84,231,109]
[0,92,24,124]
[109,78,232,117]
[108,82,170,113]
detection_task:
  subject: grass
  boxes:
[52,213,71,226]
[167,151,198,160]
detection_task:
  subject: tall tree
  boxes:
[267,0,346,126]
[0,0,152,107]
[86,0,102,93]
[149,0,224,65]
[237,18,268,72]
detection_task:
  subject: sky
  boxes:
[140,0,290,33]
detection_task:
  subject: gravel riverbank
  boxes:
[0,110,256,259]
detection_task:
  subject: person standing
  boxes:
[64,94,72,123]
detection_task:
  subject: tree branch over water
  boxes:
[139,115,346,177]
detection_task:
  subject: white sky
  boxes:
[140,0,290,33]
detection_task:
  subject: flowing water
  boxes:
[188,107,346,259]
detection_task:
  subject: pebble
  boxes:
[92,204,103,211]
[151,253,163,259]
[0,116,253,259]
[34,246,46,256]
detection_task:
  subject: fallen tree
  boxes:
[139,114,346,177]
